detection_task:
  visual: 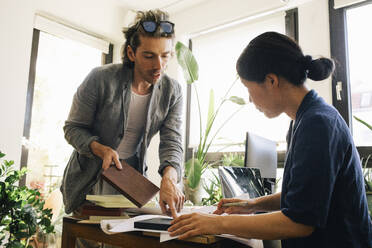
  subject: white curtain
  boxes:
[189,12,289,151]
[34,14,110,54]
[334,0,366,9]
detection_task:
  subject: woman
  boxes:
[168,32,372,247]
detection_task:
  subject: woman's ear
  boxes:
[127,45,135,62]
[265,73,279,88]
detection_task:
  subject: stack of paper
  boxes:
[86,195,157,208]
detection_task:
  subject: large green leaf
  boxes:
[185,158,202,189]
[228,96,246,105]
[175,42,199,84]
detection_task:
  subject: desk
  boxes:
[62,216,255,248]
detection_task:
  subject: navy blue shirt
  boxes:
[281,90,372,248]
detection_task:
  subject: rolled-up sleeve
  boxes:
[63,68,100,158]
[281,115,342,228]
[158,84,183,183]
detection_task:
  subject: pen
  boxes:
[222,201,249,207]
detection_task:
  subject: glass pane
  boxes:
[191,13,290,152]
[346,3,372,146]
[25,31,102,194]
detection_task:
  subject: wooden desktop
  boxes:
[62,216,255,248]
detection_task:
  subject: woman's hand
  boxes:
[168,213,222,239]
[213,198,257,215]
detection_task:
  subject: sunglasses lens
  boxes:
[142,21,157,32]
[160,22,173,34]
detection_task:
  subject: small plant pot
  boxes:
[183,177,204,205]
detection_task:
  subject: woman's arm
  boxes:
[169,211,314,240]
[214,192,281,215]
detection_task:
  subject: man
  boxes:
[60,9,184,220]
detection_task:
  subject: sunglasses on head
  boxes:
[140,21,174,34]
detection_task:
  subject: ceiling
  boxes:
[115,0,210,14]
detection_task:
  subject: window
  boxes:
[20,16,112,191]
[329,0,372,157]
[345,3,372,146]
[185,11,292,156]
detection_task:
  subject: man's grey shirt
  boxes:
[60,63,183,213]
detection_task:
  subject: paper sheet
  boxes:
[100,206,262,247]
[121,205,216,216]
[100,214,171,234]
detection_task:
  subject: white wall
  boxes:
[298,0,332,103]
[0,0,127,166]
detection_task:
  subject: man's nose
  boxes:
[153,56,162,70]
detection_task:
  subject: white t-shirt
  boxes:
[116,91,151,159]
[91,91,151,195]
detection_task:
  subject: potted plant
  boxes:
[201,171,222,206]
[0,151,54,248]
[175,42,246,204]
[221,153,245,167]
[353,116,372,215]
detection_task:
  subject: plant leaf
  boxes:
[0,152,5,158]
[175,42,199,84]
[229,96,246,105]
[185,158,202,189]
[206,89,215,136]
[353,116,372,131]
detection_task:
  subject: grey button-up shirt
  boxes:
[60,63,183,213]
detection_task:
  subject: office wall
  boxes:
[298,0,332,102]
[0,0,127,167]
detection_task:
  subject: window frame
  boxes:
[183,8,299,167]
[19,29,113,186]
[329,0,372,166]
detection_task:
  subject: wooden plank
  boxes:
[142,231,219,244]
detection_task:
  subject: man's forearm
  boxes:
[90,140,108,159]
[162,166,178,183]
[64,123,99,158]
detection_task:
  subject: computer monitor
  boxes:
[244,132,277,194]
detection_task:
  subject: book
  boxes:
[89,215,129,221]
[134,217,173,231]
[78,215,130,224]
[79,203,128,217]
[101,160,160,208]
[86,194,157,208]
[86,194,132,203]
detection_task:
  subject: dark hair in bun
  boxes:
[236,32,334,85]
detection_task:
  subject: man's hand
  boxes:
[90,141,122,170]
[159,166,185,218]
